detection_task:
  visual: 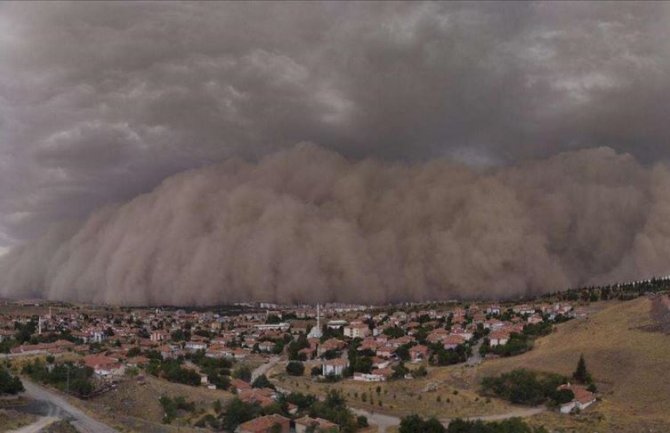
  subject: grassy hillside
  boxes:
[477,296,670,432]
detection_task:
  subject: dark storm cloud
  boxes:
[1,2,670,303]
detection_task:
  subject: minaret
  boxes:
[307,303,323,339]
[38,316,43,335]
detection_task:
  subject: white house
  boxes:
[322,358,349,377]
[488,331,510,347]
[185,341,208,352]
[486,305,501,315]
[327,320,348,330]
[343,321,370,339]
[558,384,596,414]
[353,372,386,382]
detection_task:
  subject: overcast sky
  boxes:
[2,1,670,248]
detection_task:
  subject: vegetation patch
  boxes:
[22,359,94,397]
[480,369,570,407]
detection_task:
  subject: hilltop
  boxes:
[476,296,670,432]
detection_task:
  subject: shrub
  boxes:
[232,365,252,382]
[399,414,445,433]
[252,374,275,389]
[286,361,305,376]
[0,368,24,395]
[481,369,568,407]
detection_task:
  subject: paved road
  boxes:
[251,356,281,381]
[351,404,545,432]
[467,340,483,366]
[21,379,119,433]
[7,416,59,433]
[466,406,546,422]
[351,408,400,433]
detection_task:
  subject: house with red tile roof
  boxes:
[230,378,252,393]
[236,414,290,433]
[488,330,510,347]
[83,354,125,377]
[443,334,465,350]
[409,344,429,362]
[295,416,339,433]
[557,383,596,413]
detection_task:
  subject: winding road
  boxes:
[20,379,119,433]
[351,405,545,432]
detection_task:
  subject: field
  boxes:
[0,408,37,431]
[75,374,235,433]
[475,296,670,432]
[271,361,523,420]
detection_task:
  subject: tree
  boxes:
[308,389,358,433]
[383,326,405,338]
[424,418,446,433]
[222,398,262,431]
[480,369,568,406]
[392,362,409,379]
[286,361,305,376]
[572,354,592,384]
[288,334,310,360]
[399,415,445,433]
[395,345,410,362]
[399,414,424,433]
[553,388,575,405]
[252,374,275,390]
[233,365,252,382]
[170,329,188,342]
[0,368,24,395]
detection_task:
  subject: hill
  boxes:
[476,296,670,432]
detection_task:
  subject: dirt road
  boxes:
[21,379,119,433]
[251,356,281,381]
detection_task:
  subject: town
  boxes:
[0,290,617,433]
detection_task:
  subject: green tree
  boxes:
[392,362,409,379]
[222,398,262,431]
[572,354,591,384]
[233,365,252,382]
[286,361,305,376]
[252,374,275,389]
[0,368,24,395]
[399,414,445,433]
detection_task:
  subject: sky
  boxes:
[1,2,670,304]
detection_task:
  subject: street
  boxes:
[20,379,120,433]
[251,356,281,381]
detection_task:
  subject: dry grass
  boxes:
[42,420,79,433]
[272,362,517,419]
[0,408,37,431]
[476,296,670,432]
[77,374,234,432]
